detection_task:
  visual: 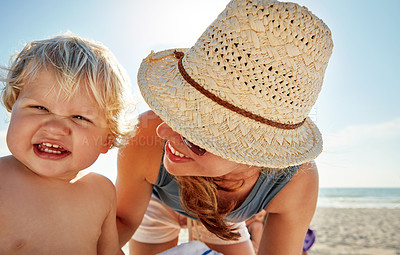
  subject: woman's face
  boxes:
[156,122,256,177]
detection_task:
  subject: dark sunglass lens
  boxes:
[182,137,207,156]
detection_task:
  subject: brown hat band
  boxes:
[174,51,305,130]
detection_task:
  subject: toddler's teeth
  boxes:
[38,143,65,154]
[41,142,63,150]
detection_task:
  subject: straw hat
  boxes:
[138,0,333,168]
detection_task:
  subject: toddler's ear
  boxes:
[100,133,115,154]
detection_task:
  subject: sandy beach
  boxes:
[123,208,400,254]
[308,208,400,255]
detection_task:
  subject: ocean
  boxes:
[317,188,400,209]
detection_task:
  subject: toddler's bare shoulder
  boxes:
[81,172,115,188]
[74,172,116,202]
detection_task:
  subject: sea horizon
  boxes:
[317,187,400,209]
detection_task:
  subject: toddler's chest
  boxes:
[0,186,105,254]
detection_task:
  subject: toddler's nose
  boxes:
[42,117,71,136]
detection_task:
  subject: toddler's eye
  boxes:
[73,115,91,122]
[34,106,48,111]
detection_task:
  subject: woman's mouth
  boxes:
[164,141,193,164]
[167,142,189,158]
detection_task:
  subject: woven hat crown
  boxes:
[138,0,333,168]
[182,0,333,126]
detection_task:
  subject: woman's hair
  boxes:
[175,166,297,240]
[1,32,137,147]
[175,175,241,241]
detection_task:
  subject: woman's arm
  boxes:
[116,111,164,246]
[259,161,319,255]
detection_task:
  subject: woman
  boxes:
[116,0,333,254]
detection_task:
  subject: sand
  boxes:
[308,208,400,255]
[123,208,400,254]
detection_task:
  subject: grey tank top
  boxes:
[152,161,299,223]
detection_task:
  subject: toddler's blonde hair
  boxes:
[1,32,136,147]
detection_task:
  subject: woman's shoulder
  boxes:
[139,110,163,126]
[123,110,163,148]
[266,161,319,213]
[118,110,164,184]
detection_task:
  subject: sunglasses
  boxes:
[181,136,207,156]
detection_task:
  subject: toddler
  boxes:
[0,33,135,254]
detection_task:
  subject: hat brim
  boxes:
[138,49,322,168]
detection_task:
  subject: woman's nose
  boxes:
[156,122,181,143]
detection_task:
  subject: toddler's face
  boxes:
[6,68,113,180]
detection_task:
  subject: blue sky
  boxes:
[1,0,399,187]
